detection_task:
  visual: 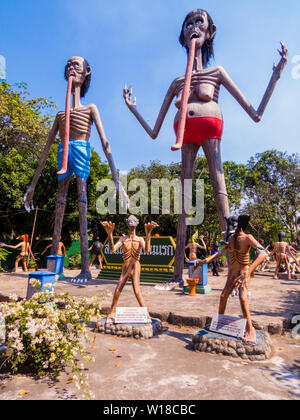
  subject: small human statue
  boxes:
[1,234,35,272]
[185,235,207,262]
[41,236,66,257]
[88,238,103,269]
[101,216,159,324]
[24,56,127,283]
[123,9,288,283]
[270,233,298,280]
[193,215,268,344]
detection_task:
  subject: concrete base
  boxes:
[192,327,273,361]
[97,318,163,340]
[184,285,212,295]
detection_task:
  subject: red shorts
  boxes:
[174,117,223,147]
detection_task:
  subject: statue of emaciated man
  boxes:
[24,56,126,283]
[101,216,158,324]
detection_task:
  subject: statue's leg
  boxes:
[202,139,230,233]
[218,273,236,315]
[174,143,200,282]
[51,177,71,255]
[89,254,96,268]
[274,255,280,279]
[23,256,28,272]
[13,256,22,272]
[131,262,145,307]
[98,255,103,269]
[107,265,130,321]
[239,285,256,344]
[74,177,92,283]
[285,256,291,280]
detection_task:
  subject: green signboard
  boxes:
[101,236,176,268]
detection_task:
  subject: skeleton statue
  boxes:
[0,234,35,272]
[123,9,288,283]
[101,216,158,324]
[24,57,127,283]
[41,236,66,257]
[184,235,207,262]
[193,215,269,344]
[270,232,298,280]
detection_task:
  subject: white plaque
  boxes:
[209,314,247,339]
[115,307,148,324]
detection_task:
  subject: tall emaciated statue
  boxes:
[123,9,288,283]
[24,56,126,283]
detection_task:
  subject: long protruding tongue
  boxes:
[57,75,74,175]
[171,37,196,152]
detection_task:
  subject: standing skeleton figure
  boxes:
[101,216,158,324]
[194,215,268,344]
[24,57,126,283]
[270,233,298,280]
[123,9,288,282]
[1,234,34,272]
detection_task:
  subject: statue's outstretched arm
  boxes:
[24,116,59,212]
[100,222,123,254]
[91,105,129,206]
[220,43,288,123]
[144,222,159,254]
[123,83,176,140]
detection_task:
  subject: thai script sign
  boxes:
[101,236,176,267]
[115,307,148,324]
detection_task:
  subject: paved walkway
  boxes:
[0,265,300,401]
[1,265,298,334]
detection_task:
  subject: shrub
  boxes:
[0,283,101,399]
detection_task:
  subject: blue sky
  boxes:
[1,0,299,172]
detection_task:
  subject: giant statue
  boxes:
[123,9,288,282]
[24,56,126,283]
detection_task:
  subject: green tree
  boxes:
[244,150,300,242]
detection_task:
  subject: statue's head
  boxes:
[237,215,251,231]
[126,215,139,230]
[179,9,216,67]
[224,216,238,243]
[20,234,29,243]
[64,56,91,98]
[278,232,286,242]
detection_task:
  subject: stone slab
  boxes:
[96,318,163,340]
[192,326,273,361]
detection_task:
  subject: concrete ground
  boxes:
[0,265,299,400]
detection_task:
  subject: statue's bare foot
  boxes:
[243,328,257,345]
[71,270,92,284]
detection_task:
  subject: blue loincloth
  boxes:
[57,140,91,181]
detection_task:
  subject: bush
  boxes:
[68,253,81,269]
[0,283,101,399]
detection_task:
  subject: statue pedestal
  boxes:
[96,318,163,340]
[192,327,272,361]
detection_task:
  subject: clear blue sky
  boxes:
[1,0,299,172]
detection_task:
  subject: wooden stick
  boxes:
[27,206,38,264]
[57,76,74,175]
[171,37,196,152]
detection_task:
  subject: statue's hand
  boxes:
[101,221,115,236]
[123,85,136,109]
[24,186,35,213]
[145,222,159,236]
[116,181,130,210]
[273,42,288,76]
[278,42,288,62]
